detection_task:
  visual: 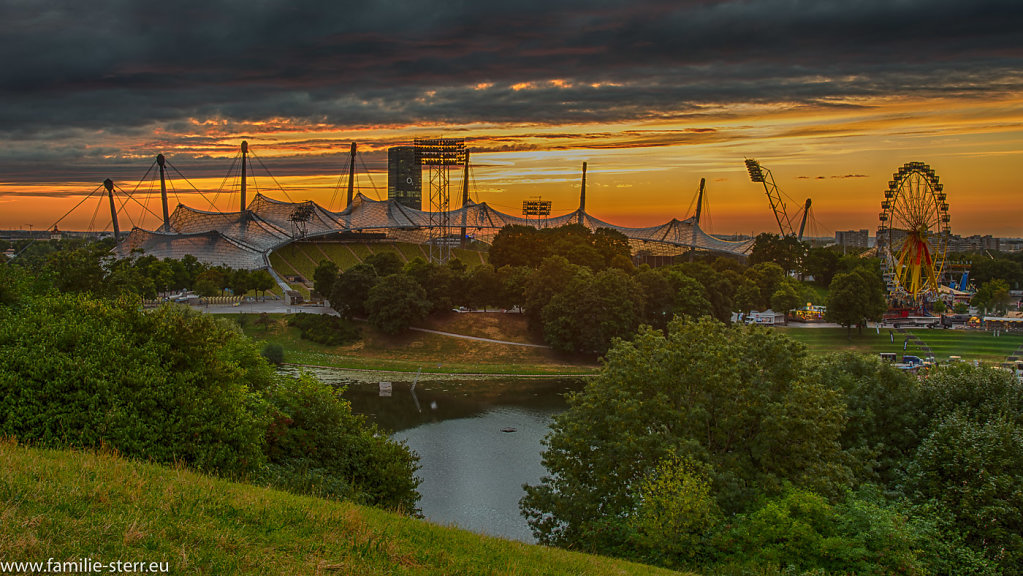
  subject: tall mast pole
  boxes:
[798,198,812,241]
[157,154,170,229]
[104,178,120,244]
[578,162,587,225]
[690,178,706,262]
[240,141,248,212]
[346,142,357,207]
[460,150,470,247]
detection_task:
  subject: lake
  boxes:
[295,368,585,543]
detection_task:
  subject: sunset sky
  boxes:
[1,0,1021,236]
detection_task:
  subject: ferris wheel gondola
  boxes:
[878,162,950,304]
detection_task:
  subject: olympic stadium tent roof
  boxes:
[118,193,753,269]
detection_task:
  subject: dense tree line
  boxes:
[523,317,1021,575]
[0,259,419,513]
[319,227,852,354]
[2,238,275,299]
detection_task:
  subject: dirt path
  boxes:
[408,326,550,348]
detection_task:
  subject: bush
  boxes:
[287,313,361,346]
[0,294,272,476]
[0,293,420,515]
[261,373,420,512]
[261,342,285,365]
[709,487,929,576]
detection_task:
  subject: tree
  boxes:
[229,268,251,297]
[635,267,675,329]
[827,268,886,335]
[748,233,807,273]
[521,318,849,552]
[744,262,786,310]
[970,257,1023,289]
[404,257,457,313]
[468,264,500,311]
[733,279,760,314]
[802,246,841,286]
[193,274,221,297]
[664,271,712,320]
[540,268,645,354]
[250,269,276,300]
[496,265,531,311]
[770,279,802,320]
[676,262,736,322]
[809,353,925,485]
[628,455,721,566]
[523,256,584,332]
[592,227,632,267]
[364,273,430,335]
[44,244,108,294]
[329,263,378,318]
[363,251,403,277]
[490,225,546,268]
[972,279,1011,315]
[312,259,339,299]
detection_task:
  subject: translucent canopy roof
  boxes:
[118,193,753,269]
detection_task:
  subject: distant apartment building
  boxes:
[1001,238,1023,252]
[835,229,869,249]
[948,234,1001,253]
[387,146,422,210]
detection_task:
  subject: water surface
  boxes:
[294,367,583,542]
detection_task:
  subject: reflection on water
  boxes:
[288,367,584,542]
[394,406,558,543]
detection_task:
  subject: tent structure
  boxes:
[118,193,754,270]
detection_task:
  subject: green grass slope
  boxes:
[0,442,683,576]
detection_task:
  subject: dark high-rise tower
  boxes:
[388,146,422,210]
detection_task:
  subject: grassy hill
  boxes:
[0,441,683,576]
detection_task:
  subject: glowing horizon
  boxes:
[1,93,1020,238]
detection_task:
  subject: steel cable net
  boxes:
[119,193,753,269]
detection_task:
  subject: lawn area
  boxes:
[777,326,1023,363]
[0,442,683,576]
[231,313,598,376]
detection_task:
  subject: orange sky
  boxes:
[2,94,1021,237]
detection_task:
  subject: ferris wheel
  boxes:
[878,162,950,302]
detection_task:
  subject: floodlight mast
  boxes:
[460,150,471,247]
[415,138,466,263]
[745,158,794,237]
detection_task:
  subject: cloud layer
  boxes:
[1,0,1021,184]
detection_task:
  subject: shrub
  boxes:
[287,313,360,346]
[0,294,272,476]
[262,373,420,512]
[261,342,285,365]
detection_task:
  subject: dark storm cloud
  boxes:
[0,0,1021,175]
